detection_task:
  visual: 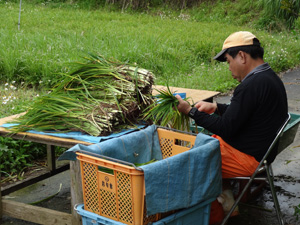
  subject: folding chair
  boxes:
[221,113,291,225]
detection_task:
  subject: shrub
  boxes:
[258,0,300,30]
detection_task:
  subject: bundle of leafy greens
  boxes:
[10,53,155,136]
[143,86,191,131]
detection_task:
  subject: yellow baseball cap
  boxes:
[214,31,260,62]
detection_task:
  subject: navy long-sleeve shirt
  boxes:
[190,63,288,162]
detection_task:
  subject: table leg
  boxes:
[70,160,83,225]
[47,144,56,171]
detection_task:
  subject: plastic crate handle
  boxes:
[76,150,143,171]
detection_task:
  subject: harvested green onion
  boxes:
[143,85,191,131]
[10,53,155,136]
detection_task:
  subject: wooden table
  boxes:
[0,114,91,225]
[0,88,219,225]
[152,85,220,103]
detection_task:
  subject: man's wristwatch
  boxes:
[188,107,198,117]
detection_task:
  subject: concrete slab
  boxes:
[1,171,71,225]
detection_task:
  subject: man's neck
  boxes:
[245,58,265,75]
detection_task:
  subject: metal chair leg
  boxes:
[266,163,284,225]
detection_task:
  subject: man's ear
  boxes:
[238,51,247,64]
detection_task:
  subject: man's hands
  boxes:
[175,95,192,115]
[194,100,217,115]
[175,95,217,115]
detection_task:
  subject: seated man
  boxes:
[176,31,288,215]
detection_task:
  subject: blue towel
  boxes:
[140,131,222,215]
[58,125,162,162]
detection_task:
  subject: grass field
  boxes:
[1,2,300,85]
[0,81,44,117]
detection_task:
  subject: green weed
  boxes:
[294,203,300,221]
[0,136,46,178]
[258,0,300,30]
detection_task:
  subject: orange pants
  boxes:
[212,135,259,178]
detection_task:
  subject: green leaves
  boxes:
[143,85,191,131]
[0,136,42,179]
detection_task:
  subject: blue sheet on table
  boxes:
[0,123,145,144]
[58,125,162,162]
[59,124,222,216]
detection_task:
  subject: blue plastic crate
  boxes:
[156,92,186,104]
[75,204,125,225]
[172,93,186,99]
[75,201,211,225]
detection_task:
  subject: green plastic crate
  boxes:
[278,113,300,152]
[189,114,219,135]
[189,122,212,135]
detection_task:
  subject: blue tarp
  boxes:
[151,198,212,225]
[60,125,222,216]
[0,123,145,144]
[141,131,221,215]
[59,125,162,162]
